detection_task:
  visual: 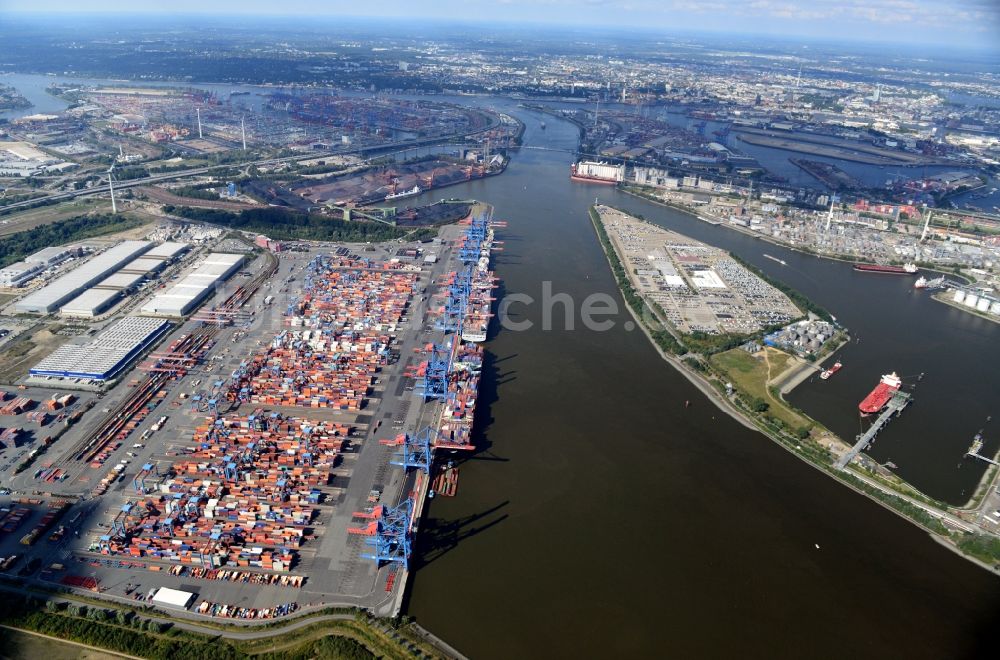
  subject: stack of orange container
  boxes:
[100,411,344,572]
[232,256,415,411]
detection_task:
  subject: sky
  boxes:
[2,0,999,51]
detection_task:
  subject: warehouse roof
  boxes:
[120,257,166,275]
[145,241,190,260]
[60,288,121,317]
[14,241,152,313]
[95,271,145,290]
[140,252,244,318]
[30,316,171,381]
[151,587,195,609]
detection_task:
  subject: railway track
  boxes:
[72,251,279,464]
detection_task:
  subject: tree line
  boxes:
[0,213,144,268]
[164,205,435,243]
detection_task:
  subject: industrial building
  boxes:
[59,288,123,318]
[0,246,79,288]
[120,257,167,276]
[29,316,171,382]
[144,241,190,262]
[26,246,79,266]
[0,261,45,288]
[14,241,152,314]
[150,587,195,610]
[95,271,145,291]
[140,253,244,318]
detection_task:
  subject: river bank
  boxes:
[620,184,978,284]
[932,290,1000,327]
[589,203,1000,572]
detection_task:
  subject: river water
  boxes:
[1,74,998,657]
[403,107,1000,659]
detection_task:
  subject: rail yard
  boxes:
[0,202,503,621]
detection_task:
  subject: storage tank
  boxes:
[990,301,1000,316]
[953,289,966,304]
[977,297,990,312]
[964,294,978,308]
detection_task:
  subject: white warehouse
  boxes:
[140,253,244,318]
[14,241,152,314]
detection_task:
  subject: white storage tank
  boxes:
[953,289,966,304]
[989,301,1000,316]
[964,294,978,308]
[976,297,990,312]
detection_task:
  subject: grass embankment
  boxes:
[164,206,437,243]
[0,591,445,660]
[710,347,811,431]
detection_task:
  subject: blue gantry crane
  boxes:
[418,342,451,401]
[361,497,414,569]
[387,427,434,473]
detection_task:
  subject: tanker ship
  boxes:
[853,263,917,275]
[859,372,902,415]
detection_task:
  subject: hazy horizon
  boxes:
[2,1,999,53]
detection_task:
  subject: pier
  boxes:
[964,435,999,466]
[837,390,912,470]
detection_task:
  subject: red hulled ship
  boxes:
[853,263,917,275]
[859,372,901,415]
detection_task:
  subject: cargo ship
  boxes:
[853,263,918,275]
[820,361,842,380]
[570,161,624,185]
[859,372,902,415]
[385,185,422,201]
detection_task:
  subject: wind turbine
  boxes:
[107,163,117,214]
[920,208,933,242]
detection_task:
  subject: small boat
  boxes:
[820,362,842,380]
[763,254,787,266]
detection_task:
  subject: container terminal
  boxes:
[0,202,503,620]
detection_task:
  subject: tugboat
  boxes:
[820,362,842,380]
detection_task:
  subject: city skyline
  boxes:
[2,0,999,51]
